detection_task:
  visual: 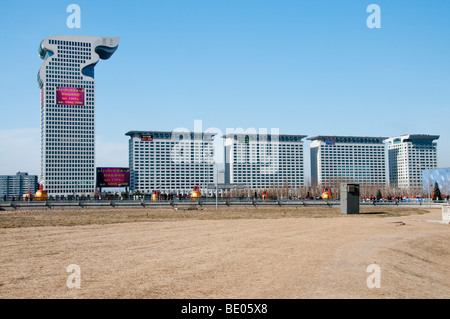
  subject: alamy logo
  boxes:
[169,120,281,175]
[366,4,381,29]
[66,4,81,29]
[366,264,381,288]
[66,264,81,288]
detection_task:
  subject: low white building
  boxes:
[308,136,387,188]
[223,133,306,190]
[0,172,39,200]
[386,134,439,190]
[125,131,215,195]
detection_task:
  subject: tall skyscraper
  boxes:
[126,130,215,195]
[37,36,119,197]
[386,134,439,189]
[308,136,387,188]
[224,133,306,190]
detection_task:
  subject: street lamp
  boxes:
[212,161,218,210]
[427,169,431,208]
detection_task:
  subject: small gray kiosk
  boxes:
[340,183,360,214]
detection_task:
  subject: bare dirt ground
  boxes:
[0,206,449,299]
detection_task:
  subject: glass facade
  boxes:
[422,168,450,195]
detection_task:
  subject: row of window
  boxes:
[234,145,302,149]
[44,81,94,88]
[49,39,91,47]
[135,141,212,145]
[233,163,303,166]
[235,182,304,186]
[45,187,93,191]
[45,143,94,148]
[45,137,94,142]
[134,175,209,179]
[44,160,93,164]
[45,170,93,174]
[57,48,90,55]
[134,180,213,185]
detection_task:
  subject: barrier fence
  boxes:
[0,198,447,211]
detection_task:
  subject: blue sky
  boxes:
[0,0,449,177]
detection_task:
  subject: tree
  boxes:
[432,182,443,200]
[376,189,382,200]
[133,190,143,200]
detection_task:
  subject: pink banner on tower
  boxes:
[56,87,85,106]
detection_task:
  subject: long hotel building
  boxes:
[224,133,306,189]
[386,134,439,189]
[37,36,119,196]
[126,131,215,195]
[308,136,387,188]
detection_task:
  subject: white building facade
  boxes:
[386,134,439,189]
[37,35,119,196]
[308,136,387,188]
[224,133,306,190]
[126,131,215,195]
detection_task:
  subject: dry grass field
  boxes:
[0,206,449,299]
